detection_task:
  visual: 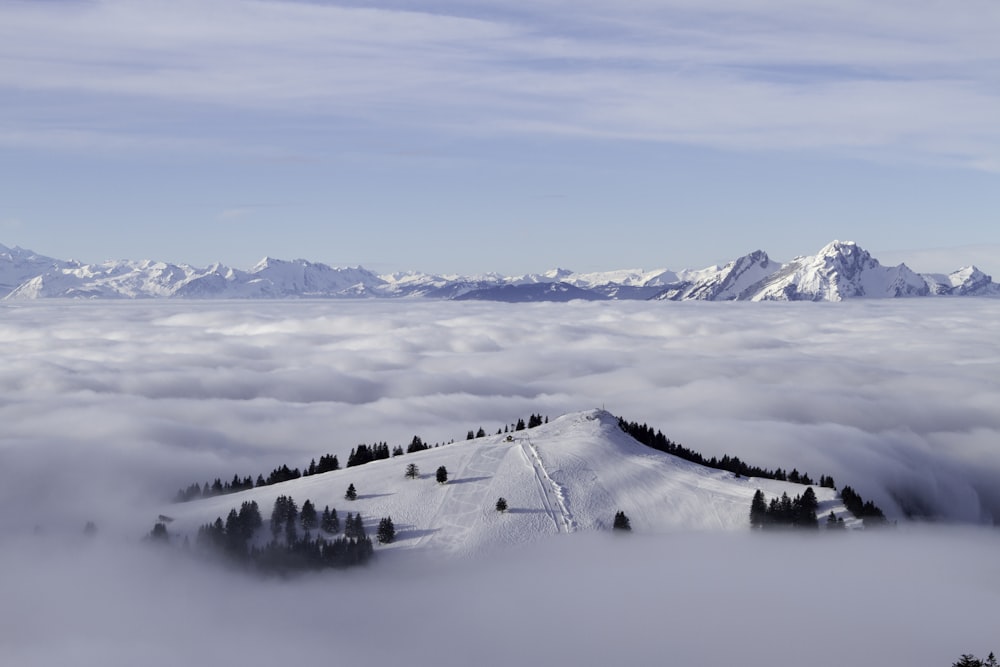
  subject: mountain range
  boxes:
[1,240,996,301]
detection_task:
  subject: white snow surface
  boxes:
[160,410,854,558]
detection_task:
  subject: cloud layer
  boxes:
[2,299,999,532]
[2,299,999,664]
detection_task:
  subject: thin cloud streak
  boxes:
[1,0,998,167]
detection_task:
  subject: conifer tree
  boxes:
[405,463,419,479]
[300,499,318,530]
[345,483,357,501]
[750,489,767,528]
[321,506,340,533]
[613,510,631,531]
[436,466,448,484]
[376,516,395,544]
[495,497,508,512]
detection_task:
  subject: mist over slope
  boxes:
[2,240,996,300]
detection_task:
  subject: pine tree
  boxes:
[405,463,419,479]
[476,427,486,438]
[345,483,357,501]
[495,497,508,512]
[321,505,340,533]
[613,510,631,531]
[750,489,767,528]
[953,655,986,667]
[300,499,318,530]
[436,465,448,484]
[149,522,169,541]
[376,516,395,544]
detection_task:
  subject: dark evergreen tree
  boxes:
[953,655,986,667]
[321,505,340,534]
[238,500,262,541]
[495,497,508,512]
[613,510,631,531]
[376,516,395,544]
[750,489,768,528]
[300,499,318,530]
[345,483,357,501]
[476,427,486,438]
[515,418,526,431]
[436,466,448,484]
[392,445,404,457]
[405,463,419,479]
[149,522,169,541]
[467,430,475,440]
[406,435,428,453]
[795,487,819,527]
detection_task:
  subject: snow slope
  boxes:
[157,410,858,559]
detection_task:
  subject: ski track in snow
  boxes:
[521,438,577,534]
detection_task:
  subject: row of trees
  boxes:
[617,416,836,488]
[953,654,998,667]
[839,485,887,525]
[749,488,819,529]
[173,431,438,504]
[467,414,550,440]
[183,494,380,571]
[750,484,888,530]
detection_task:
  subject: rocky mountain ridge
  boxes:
[1,241,995,301]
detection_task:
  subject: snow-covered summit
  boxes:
[746,240,930,301]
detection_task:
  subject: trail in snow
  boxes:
[521,438,576,534]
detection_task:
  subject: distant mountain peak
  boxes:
[1,240,996,301]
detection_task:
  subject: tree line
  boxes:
[168,492,389,572]
[617,416,837,489]
[467,413,549,440]
[175,412,552,503]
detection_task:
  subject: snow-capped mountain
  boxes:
[156,410,861,559]
[1,240,996,301]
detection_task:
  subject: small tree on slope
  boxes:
[613,510,631,532]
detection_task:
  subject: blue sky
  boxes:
[2,0,999,275]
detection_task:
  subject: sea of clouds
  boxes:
[1,299,998,664]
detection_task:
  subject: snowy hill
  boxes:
[1,240,996,301]
[157,410,859,559]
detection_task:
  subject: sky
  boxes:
[2,0,999,275]
[2,298,999,664]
